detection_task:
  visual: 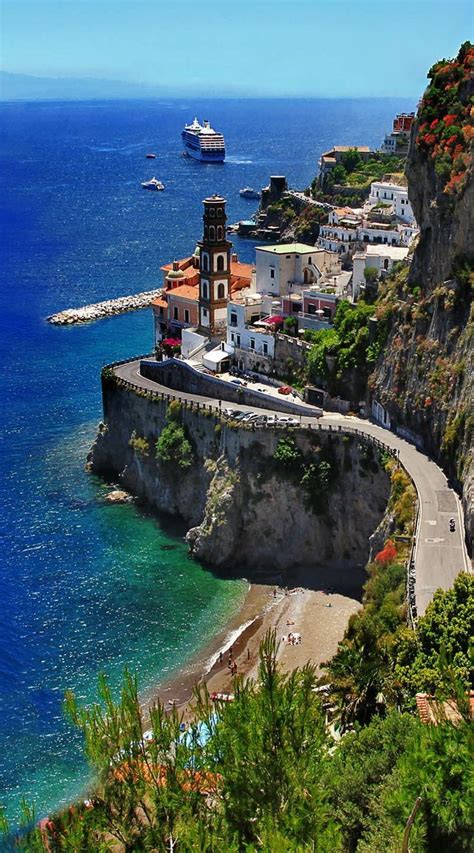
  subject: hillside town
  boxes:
[151,112,420,390]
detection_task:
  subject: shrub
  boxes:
[155,422,193,469]
[129,430,150,456]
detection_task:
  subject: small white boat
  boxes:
[141,177,165,191]
[146,153,157,159]
[239,187,261,199]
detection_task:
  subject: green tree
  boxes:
[324,711,418,852]
[395,572,474,695]
[340,148,363,173]
[156,421,193,469]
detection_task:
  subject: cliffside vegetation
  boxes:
[311,148,406,207]
[4,574,472,851]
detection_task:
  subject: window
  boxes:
[270,268,275,279]
[209,226,215,240]
[173,307,179,320]
[323,307,331,320]
[230,333,235,343]
[217,226,223,240]
[292,303,301,313]
[308,257,312,265]
[202,254,209,271]
[308,304,316,315]
[216,255,225,271]
[184,309,190,323]
[217,283,225,299]
[209,208,215,217]
[250,338,255,350]
[202,308,208,318]
[236,335,241,347]
[201,281,209,299]
[230,312,237,327]
[263,342,268,356]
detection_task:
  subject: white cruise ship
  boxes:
[181,118,225,163]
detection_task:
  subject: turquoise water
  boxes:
[0,97,413,825]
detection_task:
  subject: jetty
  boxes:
[47,289,162,326]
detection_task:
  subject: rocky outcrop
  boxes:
[89,383,391,579]
[406,76,474,291]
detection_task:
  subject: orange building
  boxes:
[152,246,253,345]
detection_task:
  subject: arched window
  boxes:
[383,258,389,270]
[201,281,209,299]
[217,226,223,240]
[217,283,225,299]
[201,254,209,272]
[217,207,222,216]
[209,226,215,240]
[209,208,215,217]
[216,255,225,271]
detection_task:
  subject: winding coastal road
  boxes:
[114,359,471,617]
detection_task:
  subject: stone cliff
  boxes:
[370,42,474,547]
[89,382,391,579]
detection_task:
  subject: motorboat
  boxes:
[146,153,157,159]
[141,177,165,191]
[239,187,261,199]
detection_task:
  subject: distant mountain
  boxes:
[0,71,166,101]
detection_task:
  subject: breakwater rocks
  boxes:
[47,289,162,325]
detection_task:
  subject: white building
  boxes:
[255,243,341,296]
[225,295,277,372]
[368,181,415,225]
[352,245,409,300]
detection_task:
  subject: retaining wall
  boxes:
[139,358,323,417]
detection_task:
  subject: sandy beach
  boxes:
[149,561,364,719]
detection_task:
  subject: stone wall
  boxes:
[139,358,323,417]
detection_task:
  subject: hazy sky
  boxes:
[1,0,472,97]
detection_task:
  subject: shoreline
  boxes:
[144,561,364,721]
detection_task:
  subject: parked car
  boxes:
[278,385,292,395]
[224,408,240,417]
[242,413,260,423]
[230,378,245,386]
[278,416,298,425]
[233,411,251,421]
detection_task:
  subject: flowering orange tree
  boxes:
[375,539,398,565]
[416,41,473,196]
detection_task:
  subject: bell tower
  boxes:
[198,195,232,336]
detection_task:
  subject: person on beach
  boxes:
[247,648,250,661]
[219,651,223,663]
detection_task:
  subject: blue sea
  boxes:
[0,97,413,826]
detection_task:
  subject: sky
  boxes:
[1,0,473,98]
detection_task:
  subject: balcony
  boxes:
[297,311,333,332]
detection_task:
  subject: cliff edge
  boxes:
[370,42,474,548]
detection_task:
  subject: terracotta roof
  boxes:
[152,297,168,309]
[230,260,253,279]
[415,691,474,725]
[231,276,251,293]
[161,256,194,272]
[167,285,199,302]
